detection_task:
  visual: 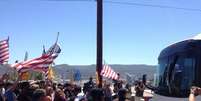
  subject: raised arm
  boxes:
[189,86,201,101]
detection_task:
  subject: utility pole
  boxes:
[96,0,103,88]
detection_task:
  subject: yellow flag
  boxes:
[48,66,55,80]
[96,71,99,85]
[21,72,29,80]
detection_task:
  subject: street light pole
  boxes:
[96,0,103,88]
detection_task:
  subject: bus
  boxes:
[153,35,201,97]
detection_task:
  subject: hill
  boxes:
[0,64,157,81]
[53,64,156,80]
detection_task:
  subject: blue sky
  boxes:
[1,0,201,65]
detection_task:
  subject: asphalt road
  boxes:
[151,94,201,101]
[141,90,201,101]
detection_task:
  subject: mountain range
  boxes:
[53,64,157,80]
[0,64,157,80]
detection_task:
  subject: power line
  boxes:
[104,1,201,12]
[46,0,94,2]
[44,0,201,12]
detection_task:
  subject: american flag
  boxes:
[101,64,119,80]
[12,43,61,73]
[0,38,9,64]
[44,43,60,79]
[46,43,61,59]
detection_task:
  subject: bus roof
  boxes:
[158,39,201,59]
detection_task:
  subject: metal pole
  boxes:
[96,0,103,88]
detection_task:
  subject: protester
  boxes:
[3,73,22,101]
[54,89,67,101]
[0,84,4,101]
[0,71,157,101]
[32,89,46,101]
[118,88,129,101]
[4,82,17,101]
[83,77,95,94]
[103,82,112,101]
[189,86,201,101]
[88,88,105,101]
[17,81,32,101]
[44,86,53,101]
[74,86,85,101]
[113,80,123,94]
[125,83,132,100]
[135,81,145,101]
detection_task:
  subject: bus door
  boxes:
[171,55,195,95]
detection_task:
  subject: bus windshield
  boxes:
[156,56,195,91]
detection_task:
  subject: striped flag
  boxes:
[11,44,61,73]
[101,64,119,80]
[45,65,55,80]
[44,43,60,79]
[12,54,53,72]
[0,38,9,64]
[46,43,61,59]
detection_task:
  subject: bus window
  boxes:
[172,57,195,91]
[157,58,168,86]
[181,58,195,90]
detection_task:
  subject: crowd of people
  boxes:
[0,71,199,101]
[0,73,148,101]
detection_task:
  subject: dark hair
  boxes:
[90,88,104,101]
[64,83,71,87]
[89,77,93,81]
[75,86,81,92]
[4,81,13,90]
[19,81,30,89]
[32,89,46,101]
[118,88,128,101]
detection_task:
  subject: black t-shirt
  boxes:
[135,86,144,97]
[83,81,95,93]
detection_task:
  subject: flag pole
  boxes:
[7,36,9,41]
[42,45,46,55]
[55,32,59,44]
[24,51,28,61]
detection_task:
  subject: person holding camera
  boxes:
[189,86,201,101]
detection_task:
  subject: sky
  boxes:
[1,0,201,65]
